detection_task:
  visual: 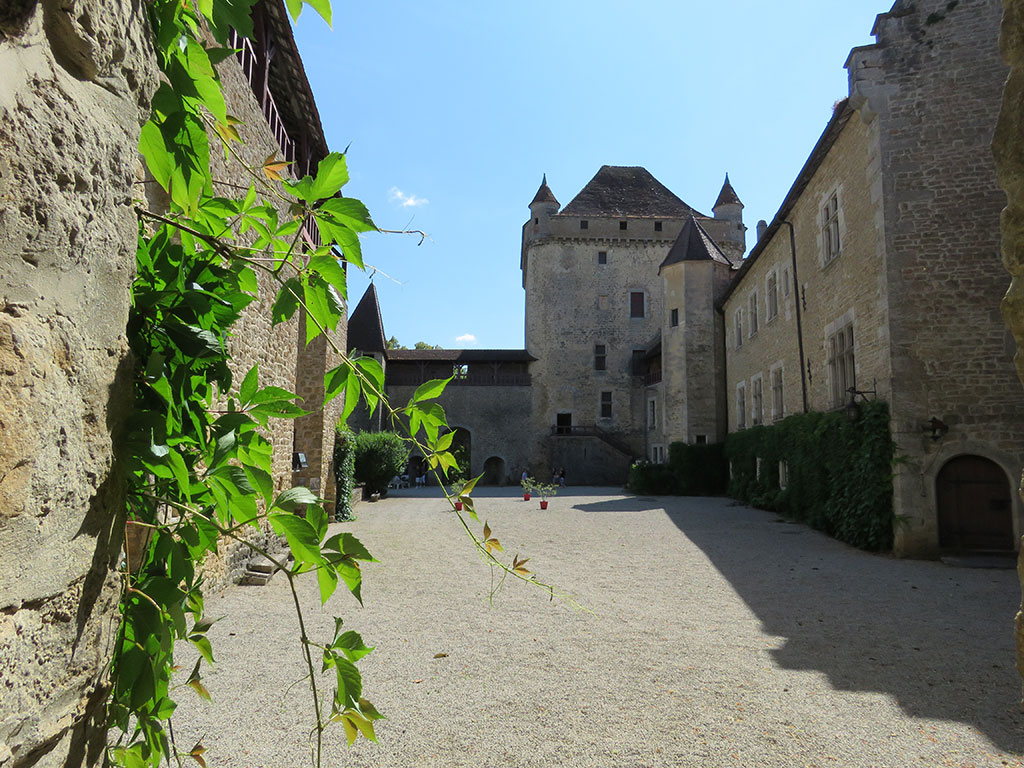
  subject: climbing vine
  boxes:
[108,0,560,766]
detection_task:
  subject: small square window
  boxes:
[619,220,628,230]
[600,391,612,419]
[580,220,589,230]
[696,434,707,445]
[598,294,609,310]
[630,292,645,318]
[654,221,663,232]
[670,308,679,327]
[597,251,607,265]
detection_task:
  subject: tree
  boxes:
[414,341,443,350]
[385,335,406,350]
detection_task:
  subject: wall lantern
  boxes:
[925,417,949,441]
[292,451,308,471]
[844,381,877,422]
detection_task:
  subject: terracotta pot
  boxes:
[454,501,463,511]
[523,493,531,501]
[539,500,548,510]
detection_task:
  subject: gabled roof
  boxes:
[659,215,733,271]
[559,166,696,218]
[347,283,387,354]
[530,174,559,206]
[713,174,742,208]
[386,349,536,363]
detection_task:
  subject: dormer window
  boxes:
[580,220,589,230]
[619,221,628,230]
[654,221,663,232]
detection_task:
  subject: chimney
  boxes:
[756,219,768,241]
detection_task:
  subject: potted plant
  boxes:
[521,476,534,501]
[449,478,469,511]
[534,481,558,510]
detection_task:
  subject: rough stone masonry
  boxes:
[0,0,156,765]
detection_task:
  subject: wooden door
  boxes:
[936,455,1014,551]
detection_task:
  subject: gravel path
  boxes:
[174,488,1024,767]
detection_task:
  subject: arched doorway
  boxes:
[936,455,1014,551]
[449,427,471,479]
[482,456,506,485]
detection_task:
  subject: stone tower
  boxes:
[711,174,746,262]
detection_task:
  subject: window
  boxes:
[597,251,607,264]
[782,267,790,297]
[619,220,628,230]
[779,461,789,489]
[453,363,468,380]
[771,366,784,422]
[767,270,778,322]
[580,220,588,230]
[752,375,763,426]
[598,294,609,310]
[600,391,612,419]
[737,383,746,429]
[654,221,663,232]
[822,192,840,264]
[670,308,679,327]
[652,445,665,464]
[594,344,607,371]
[630,292,645,318]
[828,323,855,407]
[734,309,744,348]
[647,398,657,430]
[695,434,707,445]
[749,292,759,336]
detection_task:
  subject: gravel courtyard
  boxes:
[174,488,1024,767]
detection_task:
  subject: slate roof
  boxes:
[347,283,387,354]
[559,166,696,218]
[530,174,559,206]
[659,215,734,271]
[718,100,854,307]
[386,349,537,363]
[713,174,742,208]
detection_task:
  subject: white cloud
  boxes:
[389,186,429,208]
[455,333,477,345]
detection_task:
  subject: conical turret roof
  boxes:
[713,173,742,208]
[659,215,733,271]
[348,283,387,354]
[530,174,559,206]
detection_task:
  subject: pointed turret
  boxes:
[528,173,559,238]
[711,173,746,260]
[659,215,733,272]
[348,283,387,355]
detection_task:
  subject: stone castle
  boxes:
[3,0,1024,762]
[355,0,1023,560]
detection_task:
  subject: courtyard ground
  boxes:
[173,487,1024,767]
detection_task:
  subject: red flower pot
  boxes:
[454,501,463,511]
[539,500,548,510]
[523,493,531,501]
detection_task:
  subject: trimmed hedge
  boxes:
[353,430,409,496]
[332,427,356,521]
[628,442,729,496]
[724,401,894,551]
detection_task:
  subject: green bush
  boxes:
[332,426,356,521]
[627,442,728,495]
[724,401,894,551]
[353,431,410,496]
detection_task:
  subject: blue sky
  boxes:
[293,1,884,350]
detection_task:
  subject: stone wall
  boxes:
[851,0,1019,555]
[993,0,1024,711]
[0,0,157,764]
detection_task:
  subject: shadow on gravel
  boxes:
[653,496,1024,753]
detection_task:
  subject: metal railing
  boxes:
[387,374,532,387]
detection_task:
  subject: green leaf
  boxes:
[333,656,362,709]
[243,465,273,505]
[273,486,319,512]
[139,120,173,189]
[269,512,324,565]
[323,532,376,562]
[317,564,338,604]
[310,153,347,199]
[272,278,301,324]
[302,0,332,26]
[410,377,451,405]
[318,198,377,233]
[307,251,347,299]
[332,630,374,662]
[239,365,258,406]
[307,504,328,540]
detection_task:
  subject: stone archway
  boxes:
[936,454,1014,552]
[449,427,471,478]
[482,456,506,485]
